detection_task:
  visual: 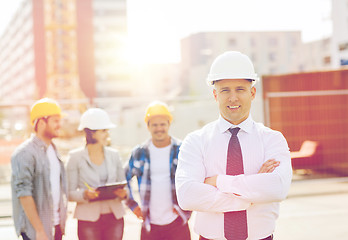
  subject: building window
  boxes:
[269,67,277,74]
[339,42,348,51]
[322,38,330,47]
[340,59,348,66]
[251,53,256,62]
[290,37,297,47]
[269,52,276,61]
[323,56,331,65]
[268,38,278,47]
[228,38,237,46]
[250,38,256,47]
[298,64,305,72]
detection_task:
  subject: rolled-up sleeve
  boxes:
[175,133,251,213]
[11,150,35,197]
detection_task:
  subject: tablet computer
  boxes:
[90,181,127,202]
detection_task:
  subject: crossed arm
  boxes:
[204,159,280,187]
[175,133,292,213]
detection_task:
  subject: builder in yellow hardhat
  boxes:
[11,98,68,240]
[125,101,192,240]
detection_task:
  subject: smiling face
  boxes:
[92,129,110,146]
[39,115,61,139]
[147,115,171,147]
[213,79,256,125]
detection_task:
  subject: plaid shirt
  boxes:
[11,135,68,240]
[125,137,191,230]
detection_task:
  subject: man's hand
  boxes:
[133,206,143,220]
[204,175,218,187]
[114,188,127,199]
[204,159,279,186]
[19,196,48,240]
[258,159,280,173]
[36,230,49,240]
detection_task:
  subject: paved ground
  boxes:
[274,177,348,239]
[1,175,348,240]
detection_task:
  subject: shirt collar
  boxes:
[217,115,254,134]
[31,134,48,150]
[31,134,58,152]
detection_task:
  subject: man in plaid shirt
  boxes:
[125,101,191,240]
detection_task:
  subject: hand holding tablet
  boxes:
[89,181,127,202]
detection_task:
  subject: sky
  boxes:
[0,0,332,64]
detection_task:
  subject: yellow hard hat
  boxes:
[30,98,64,125]
[144,101,173,123]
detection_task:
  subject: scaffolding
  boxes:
[44,0,86,110]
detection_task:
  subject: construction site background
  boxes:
[0,92,265,183]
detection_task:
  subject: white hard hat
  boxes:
[206,51,259,86]
[78,108,116,131]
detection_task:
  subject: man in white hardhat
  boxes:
[175,51,292,240]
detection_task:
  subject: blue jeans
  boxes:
[78,213,124,240]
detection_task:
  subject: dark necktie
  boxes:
[224,127,248,240]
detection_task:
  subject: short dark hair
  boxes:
[84,128,97,144]
[34,117,49,132]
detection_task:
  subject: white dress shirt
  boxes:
[175,115,292,240]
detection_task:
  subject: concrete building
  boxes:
[180,31,303,96]
[0,0,43,132]
[301,38,332,72]
[91,0,130,98]
[0,0,129,103]
[0,0,42,102]
[332,0,348,67]
[0,0,129,136]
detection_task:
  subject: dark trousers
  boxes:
[21,225,62,240]
[141,216,191,240]
[199,234,273,240]
[78,213,124,240]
